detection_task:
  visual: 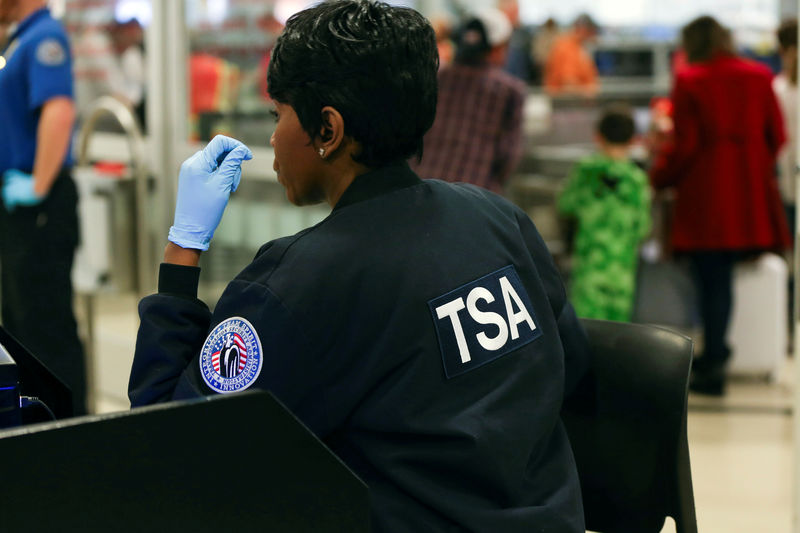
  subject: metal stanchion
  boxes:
[75,96,150,413]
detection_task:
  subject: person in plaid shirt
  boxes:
[411,7,526,195]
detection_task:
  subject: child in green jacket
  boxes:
[558,104,652,321]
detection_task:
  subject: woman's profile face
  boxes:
[270,101,325,206]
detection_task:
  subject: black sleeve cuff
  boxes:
[158,263,201,299]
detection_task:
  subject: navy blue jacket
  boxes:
[129,162,589,532]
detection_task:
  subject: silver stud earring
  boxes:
[318,148,325,158]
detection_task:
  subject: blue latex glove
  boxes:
[168,135,253,250]
[2,170,44,212]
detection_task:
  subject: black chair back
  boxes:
[562,318,698,533]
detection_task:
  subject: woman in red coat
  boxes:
[650,16,790,395]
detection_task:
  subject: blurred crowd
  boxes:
[420,2,800,397]
[430,1,600,96]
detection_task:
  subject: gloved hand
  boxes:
[2,170,44,212]
[168,135,253,250]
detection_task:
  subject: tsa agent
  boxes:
[129,2,589,530]
[0,0,85,414]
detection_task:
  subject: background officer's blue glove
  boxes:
[168,135,253,250]
[2,170,44,212]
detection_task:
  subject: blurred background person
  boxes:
[71,10,127,123]
[544,13,599,97]
[498,0,534,83]
[251,11,284,103]
[0,0,86,414]
[531,17,559,86]
[411,7,525,195]
[189,47,240,142]
[774,18,797,234]
[430,14,454,67]
[773,17,797,346]
[558,104,652,322]
[109,18,146,128]
[649,15,790,396]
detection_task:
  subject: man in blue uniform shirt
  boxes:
[129,1,589,530]
[0,0,85,414]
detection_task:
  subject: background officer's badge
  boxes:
[35,39,66,66]
[200,317,263,393]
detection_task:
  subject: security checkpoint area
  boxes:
[0,0,797,531]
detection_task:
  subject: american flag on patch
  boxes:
[211,333,248,377]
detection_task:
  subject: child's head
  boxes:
[595,104,636,156]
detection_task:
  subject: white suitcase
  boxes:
[727,253,788,380]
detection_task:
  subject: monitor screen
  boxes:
[594,49,655,77]
[0,344,20,428]
[0,326,73,423]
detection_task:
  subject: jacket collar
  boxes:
[333,161,422,212]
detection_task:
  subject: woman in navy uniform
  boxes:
[129,1,589,530]
[0,0,85,414]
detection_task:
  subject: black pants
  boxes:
[688,251,741,368]
[0,169,86,415]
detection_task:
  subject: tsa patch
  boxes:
[35,39,66,66]
[200,317,263,394]
[429,265,542,378]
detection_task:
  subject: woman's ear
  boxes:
[318,106,345,158]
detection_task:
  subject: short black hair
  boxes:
[267,0,439,168]
[777,18,798,51]
[596,104,635,144]
[682,16,733,63]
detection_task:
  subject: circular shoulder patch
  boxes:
[36,39,66,66]
[200,317,263,394]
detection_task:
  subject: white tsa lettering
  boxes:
[499,276,536,340]
[436,298,471,363]
[436,276,537,365]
